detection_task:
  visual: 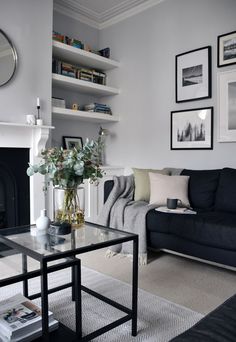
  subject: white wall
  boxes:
[0,0,53,125]
[99,0,236,170]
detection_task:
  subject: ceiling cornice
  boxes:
[54,0,165,30]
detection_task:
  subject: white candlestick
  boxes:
[37,97,40,107]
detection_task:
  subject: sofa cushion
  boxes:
[181,169,220,210]
[149,173,190,207]
[215,168,236,213]
[146,210,236,251]
[132,168,169,202]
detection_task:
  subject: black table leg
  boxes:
[74,258,82,338]
[132,235,139,336]
[41,259,49,341]
[72,263,75,301]
[22,253,28,297]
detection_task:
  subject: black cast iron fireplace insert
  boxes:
[0,148,30,255]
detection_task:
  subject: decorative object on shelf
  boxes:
[63,136,83,149]
[35,209,50,233]
[0,29,17,87]
[99,47,110,59]
[72,103,79,110]
[218,69,236,142]
[53,186,85,228]
[98,126,110,165]
[171,107,213,150]
[218,30,236,67]
[27,141,103,227]
[26,114,36,125]
[175,46,211,102]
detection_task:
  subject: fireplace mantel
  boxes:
[0,122,54,223]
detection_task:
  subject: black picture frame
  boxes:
[217,30,236,68]
[175,46,212,103]
[171,107,213,150]
[63,136,83,150]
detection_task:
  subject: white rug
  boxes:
[0,266,203,341]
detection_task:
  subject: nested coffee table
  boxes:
[0,222,138,341]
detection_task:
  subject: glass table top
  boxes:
[0,223,134,259]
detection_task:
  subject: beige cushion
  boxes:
[133,168,169,202]
[149,172,190,207]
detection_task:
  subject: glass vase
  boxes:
[53,186,85,228]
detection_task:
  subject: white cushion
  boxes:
[149,173,190,207]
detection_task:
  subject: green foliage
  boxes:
[27,139,103,188]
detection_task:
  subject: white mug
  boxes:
[26,114,36,125]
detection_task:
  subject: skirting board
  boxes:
[149,248,236,272]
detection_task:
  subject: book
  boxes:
[0,319,58,342]
[0,294,57,340]
[155,206,196,214]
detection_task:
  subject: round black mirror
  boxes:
[0,29,17,87]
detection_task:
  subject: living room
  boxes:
[0,0,236,341]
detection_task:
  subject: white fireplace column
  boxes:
[0,123,54,224]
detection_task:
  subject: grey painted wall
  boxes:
[53,11,101,146]
[0,0,53,125]
[99,0,236,169]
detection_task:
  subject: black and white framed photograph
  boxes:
[218,30,236,67]
[171,107,213,150]
[175,46,211,103]
[63,136,83,150]
[218,70,236,142]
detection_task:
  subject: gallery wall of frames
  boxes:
[171,30,236,150]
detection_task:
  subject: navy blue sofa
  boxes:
[105,167,236,268]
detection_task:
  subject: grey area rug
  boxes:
[0,266,203,341]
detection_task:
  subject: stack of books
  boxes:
[0,294,58,341]
[79,68,93,82]
[61,62,76,78]
[52,60,107,86]
[84,103,112,115]
[52,97,66,108]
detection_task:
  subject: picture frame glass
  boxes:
[171,108,213,149]
[218,70,236,142]
[176,47,211,102]
[63,136,83,150]
[218,31,236,67]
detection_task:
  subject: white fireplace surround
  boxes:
[0,122,54,224]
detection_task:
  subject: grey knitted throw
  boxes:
[97,175,157,265]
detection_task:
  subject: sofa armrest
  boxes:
[104,180,114,203]
[171,294,236,341]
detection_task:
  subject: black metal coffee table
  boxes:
[0,222,138,341]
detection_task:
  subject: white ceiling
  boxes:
[54,0,163,29]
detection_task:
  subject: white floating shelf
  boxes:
[52,41,120,71]
[52,73,120,96]
[52,107,119,123]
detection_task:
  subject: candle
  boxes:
[37,97,40,107]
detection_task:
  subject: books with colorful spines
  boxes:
[0,294,58,341]
[52,31,65,43]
